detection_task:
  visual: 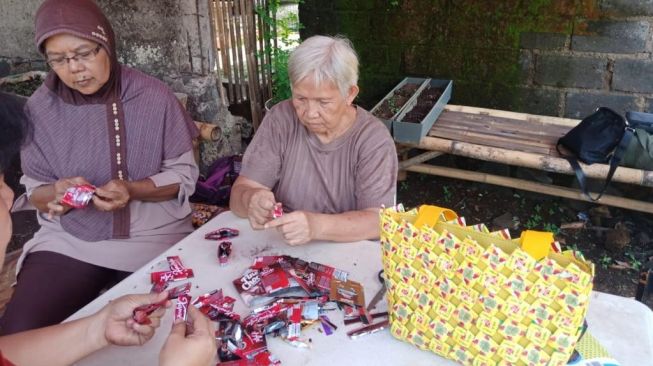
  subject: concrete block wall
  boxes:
[523,17,653,118]
[300,0,653,119]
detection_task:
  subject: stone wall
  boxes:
[0,0,243,170]
[300,0,653,118]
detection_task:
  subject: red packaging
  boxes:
[233,269,273,307]
[60,184,95,209]
[218,241,232,266]
[260,265,290,294]
[166,256,186,272]
[242,303,286,330]
[252,256,289,270]
[175,294,191,322]
[307,261,348,291]
[151,268,194,283]
[272,202,283,219]
[231,329,268,359]
[167,282,192,299]
[133,299,167,325]
[286,304,302,341]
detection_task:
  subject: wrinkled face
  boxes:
[0,175,13,270]
[291,75,358,136]
[44,33,111,95]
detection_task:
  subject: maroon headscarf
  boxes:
[35,0,120,105]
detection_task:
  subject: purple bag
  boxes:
[190,155,241,206]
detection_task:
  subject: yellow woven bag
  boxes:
[379,205,594,366]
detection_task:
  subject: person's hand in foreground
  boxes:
[98,291,170,346]
[47,176,92,217]
[265,210,315,246]
[0,291,169,366]
[245,188,276,230]
[93,179,131,212]
[160,305,217,366]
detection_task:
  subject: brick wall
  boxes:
[300,0,653,118]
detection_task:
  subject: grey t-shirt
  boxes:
[241,100,398,214]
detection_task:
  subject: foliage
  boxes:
[256,0,302,105]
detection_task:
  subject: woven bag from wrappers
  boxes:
[379,205,595,366]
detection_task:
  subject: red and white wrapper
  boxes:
[175,294,192,322]
[60,184,95,209]
[151,268,194,283]
[272,202,283,219]
[286,304,302,341]
[133,299,167,325]
[167,282,192,299]
[166,256,186,272]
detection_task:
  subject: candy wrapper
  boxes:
[272,203,283,219]
[219,241,232,266]
[205,227,239,240]
[60,184,95,209]
[133,299,167,325]
[175,294,192,322]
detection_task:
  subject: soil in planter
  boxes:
[373,83,420,119]
[402,86,444,123]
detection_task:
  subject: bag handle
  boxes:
[564,129,634,201]
[414,205,457,229]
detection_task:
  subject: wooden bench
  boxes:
[399,105,653,214]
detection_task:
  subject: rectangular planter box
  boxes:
[370,77,430,132]
[392,79,453,143]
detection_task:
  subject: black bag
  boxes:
[557,107,634,201]
[623,111,653,171]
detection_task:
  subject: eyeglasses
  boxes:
[46,44,102,69]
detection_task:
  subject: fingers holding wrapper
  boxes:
[272,202,283,219]
[60,184,96,208]
[205,228,239,266]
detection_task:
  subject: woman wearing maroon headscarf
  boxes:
[0,0,203,335]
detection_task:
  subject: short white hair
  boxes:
[288,35,359,97]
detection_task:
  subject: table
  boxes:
[399,105,653,214]
[68,212,653,365]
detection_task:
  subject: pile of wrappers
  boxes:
[135,251,384,365]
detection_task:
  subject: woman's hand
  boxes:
[160,305,216,366]
[47,176,92,217]
[89,291,170,348]
[93,179,130,211]
[246,188,276,230]
[264,210,316,245]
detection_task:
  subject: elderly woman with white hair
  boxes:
[230,35,398,245]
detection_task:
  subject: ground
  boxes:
[2,79,652,309]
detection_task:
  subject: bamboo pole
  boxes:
[242,0,262,129]
[207,0,227,106]
[233,0,247,102]
[215,0,234,103]
[225,1,242,102]
[405,164,653,214]
[195,121,222,141]
[444,104,580,128]
[413,136,653,187]
[398,151,444,170]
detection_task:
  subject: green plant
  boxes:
[625,251,642,271]
[599,254,612,269]
[256,0,302,105]
[442,185,452,203]
[524,213,542,229]
[543,222,560,236]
